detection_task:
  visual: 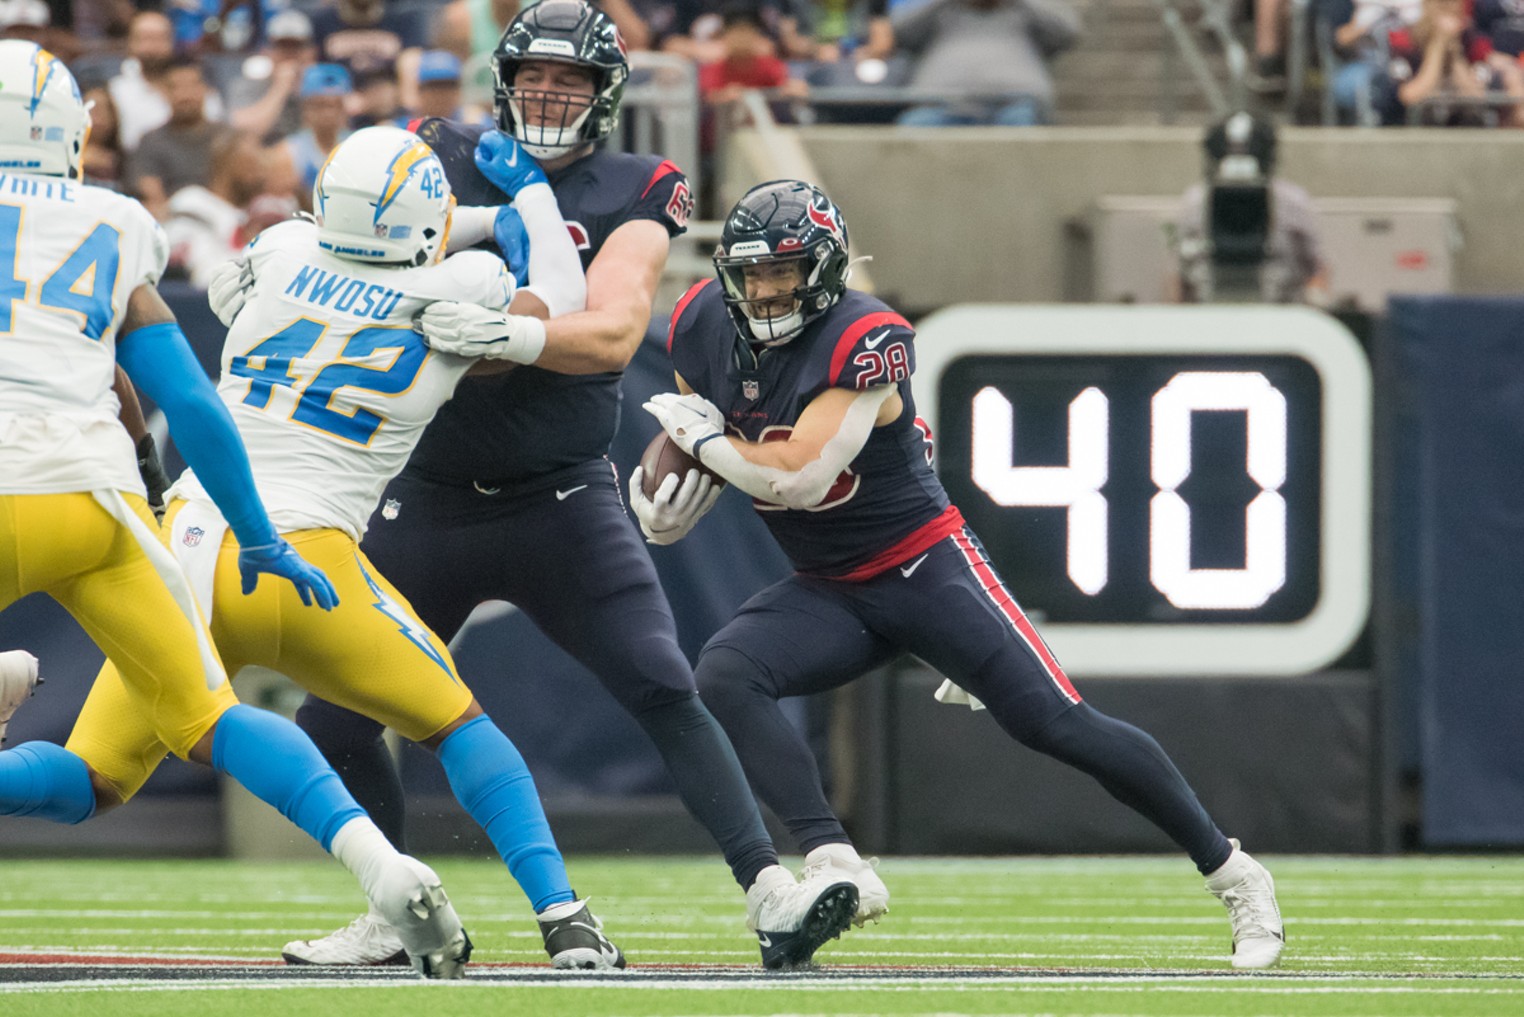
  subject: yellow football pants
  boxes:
[70,500,473,802]
[0,492,236,764]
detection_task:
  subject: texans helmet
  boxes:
[713,179,851,346]
[492,0,629,160]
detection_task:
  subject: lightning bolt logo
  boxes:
[356,556,457,680]
[29,47,57,116]
[372,141,436,226]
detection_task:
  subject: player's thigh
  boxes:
[500,475,695,701]
[43,494,235,759]
[892,531,1083,736]
[698,575,896,700]
[65,658,177,804]
[0,493,117,602]
[359,473,492,641]
[236,531,473,743]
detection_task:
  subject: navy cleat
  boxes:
[537,899,626,970]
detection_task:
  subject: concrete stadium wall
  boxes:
[719,127,1524,310]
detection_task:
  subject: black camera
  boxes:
[1197,112,1277,300]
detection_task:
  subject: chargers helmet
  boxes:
[713,180,851,346]
[0,41,90,179]
[492,0,629,160]
[314,126,453,266]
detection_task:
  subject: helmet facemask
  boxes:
[495,58,624,160]
[716,246,837,347]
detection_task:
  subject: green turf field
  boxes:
[0,854,1519,1016]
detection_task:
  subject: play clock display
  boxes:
[913,306,1370,677]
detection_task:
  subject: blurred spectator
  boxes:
[813,0,894,64]
[643,0,815,62]
[169,1,279,54]
[271,63,354,208]
[1382,0,1524,124]
[74,0,137,43]
[414,49,476,120]
[82,84,125,187]
[892,0,1080,126]
[311,0,430,78]
[109,11,225,151]
[350,67,408,128]
[436,0,520,61]
[128,56,232,221]
[597,0,655,51]
[1171,111,1328,305]
[0,0,50,43]
[165,130,273,286]
[1472,0,1524,55]
[699,4,809,103]
[1328,0,1422,121]
[1250,0,1288,92]
[226,8,317,143]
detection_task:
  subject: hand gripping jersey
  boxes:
[0,174,169,496]
[401,117,694,484]
[170,219,515,539]
[668,282,961,579]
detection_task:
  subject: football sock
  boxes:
[695,647,849,862]
[633,693,778,889]
[211,704,366,852]
[296,694,409,851]
[1020,703,1233,873]
[0,742,95,824]
[437,715,574,912]
[329,815,405,904]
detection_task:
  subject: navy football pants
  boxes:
[696,525,1235,875]
[296,460,777,886]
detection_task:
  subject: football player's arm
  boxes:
[651,379,899,508]
[536,218,667,373]
[113,367,171,514]
[114,285,337,607]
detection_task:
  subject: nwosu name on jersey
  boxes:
[669,281,959,579]
[402,117,693,485]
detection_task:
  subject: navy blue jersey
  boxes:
[668,281,959,579]
[405,118,693,484]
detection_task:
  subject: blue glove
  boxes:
[475,130,548,197]
[493,205,531,287]
[237,539,340,610]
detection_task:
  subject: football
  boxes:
[640,431,726,499]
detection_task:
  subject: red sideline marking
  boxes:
[668,277,714,354]
[951,529,1082,704]
[0,953,282,966]
[827,313,912,387]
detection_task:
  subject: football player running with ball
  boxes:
[643,179,1286,970]
[0,44,469,977]
[282,0,858,971]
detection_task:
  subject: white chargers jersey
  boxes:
[0,173,168,496]
[170,219,513,540]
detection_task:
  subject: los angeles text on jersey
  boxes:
[284,264,405,321]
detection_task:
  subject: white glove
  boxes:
[628,466,722,545]
[417,301,547,364]
[642,392,725,459]
[207,257,253,328]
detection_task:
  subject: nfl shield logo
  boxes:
[182,526,205,547]
[382,498,401,521]
[743,380,760,400]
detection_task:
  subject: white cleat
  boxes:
[370,855,472,979]
[746,863,857,970]
[0,650,41,745]
[1205,838,1285,969]
[800,843,890,927]
[282,907,409,968]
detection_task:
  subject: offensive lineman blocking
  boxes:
[0,42,467,977]
[65,125,624,970]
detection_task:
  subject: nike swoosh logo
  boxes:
[863,328,893,350]
[757,933,772,947]
[556,485,588,501]
[900,554,929,578]
[505,144,520,167]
